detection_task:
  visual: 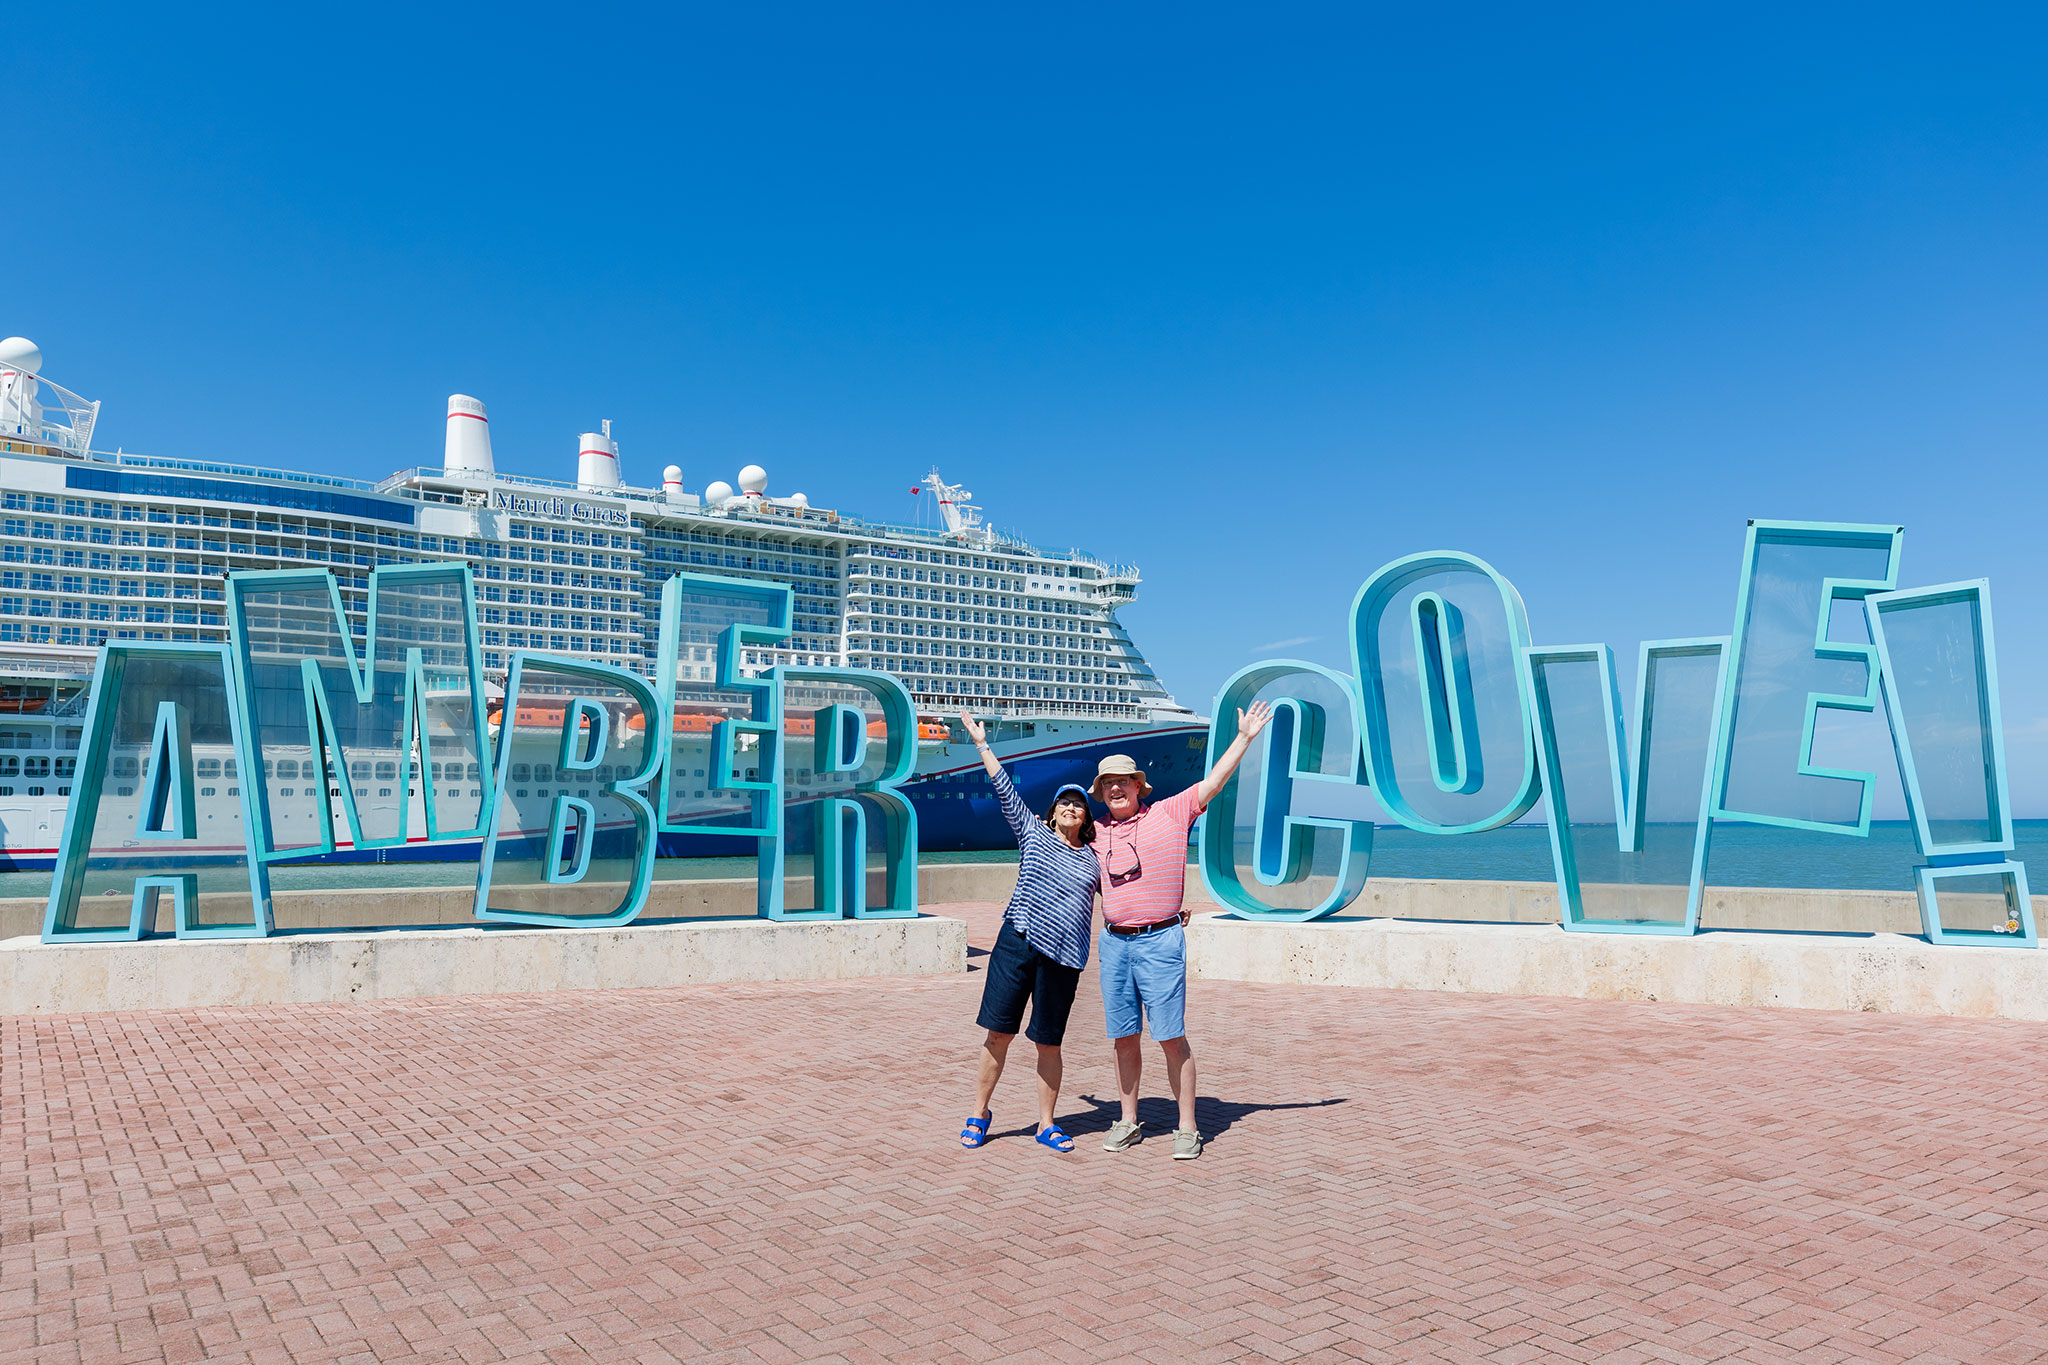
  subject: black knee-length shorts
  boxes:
[976,920,1082,1046]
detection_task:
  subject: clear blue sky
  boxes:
[9,5,2048,807]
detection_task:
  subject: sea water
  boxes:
[5,821,2038,902]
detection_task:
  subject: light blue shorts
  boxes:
[1098,922,1187,1041]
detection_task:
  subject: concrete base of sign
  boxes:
[0,869,1974,941]
[0,914,967,1015]
[1187,913,2048,1021]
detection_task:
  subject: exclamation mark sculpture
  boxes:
[1865,581,2035,946]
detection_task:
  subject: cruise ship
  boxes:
[0,337,1207,868]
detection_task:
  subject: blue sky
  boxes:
[9,4,2048,806]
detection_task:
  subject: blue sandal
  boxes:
[960,1111,992,1148]
[1036,1124,1075,1153]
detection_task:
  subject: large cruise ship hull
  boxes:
[0,720,1207,870]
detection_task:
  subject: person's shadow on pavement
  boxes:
[1064,1093,1347,1145]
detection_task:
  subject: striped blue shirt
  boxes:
[989,766,1100,970]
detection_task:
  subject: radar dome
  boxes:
[662,464,683,484]
[789,492,809,510]
[737,464,768,494]
[0,338,43,374]
[703,480,735,507]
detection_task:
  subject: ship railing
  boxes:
[99,452,390,493]
[361,466,1139,576]
[919,701,1161,723]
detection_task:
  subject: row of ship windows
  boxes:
[856,596,1105,635]
[0,545,855,617]
[487,582,633,603]
[18,586,703,620]
[485,633,638,655]
[857,581,1090,618]
[4,495,632,556]
[5,501,428,546]
[854,659,1124,705]
[0,730,73,752]
[0,622,859,674]
[482,611,636,632]
[3,502,1079,600]
[855,617,1111,658]
[1,601,221,625]
[0,522,636,574]
[0,756,71,777]
[853,547,1096,580]
[0,786,63,797]
[858,563,1027,593]
[640,527,835,554]
[94,757,492,783]
[641,546,838,578]
[506,524,632,550]
[863,636,1122,677]
[0,542,820,622]
[103,787,485,803]
[0,541,640,586]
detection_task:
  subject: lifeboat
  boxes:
[491,701,917,743]
[620,709,726,736]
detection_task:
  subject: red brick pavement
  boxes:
[7,901,2048,1364]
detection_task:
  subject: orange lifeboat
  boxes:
[621,709,724,735]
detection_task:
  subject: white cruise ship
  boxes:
[0,337,1206,866]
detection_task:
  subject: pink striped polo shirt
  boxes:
[1095,785,1207,928]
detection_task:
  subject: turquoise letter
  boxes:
[474,652,663,927]
[228,563,492,858]
[44,643,273,941]
[760,667,919,920]
[1351,551,1539,834]
[1712,520,1902,836]
[1198,661,1372,922]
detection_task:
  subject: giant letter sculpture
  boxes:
[654,571,792,844]
[227,563,493,859]
[1712,521,1902,836]
[473,652,664,927]
[1198,660,1372,922]
[1865,580,2034,945]
[1351,551,1540,834]
[44,643,273,940]
[1523,639,1730,934]
[759,666,919,920]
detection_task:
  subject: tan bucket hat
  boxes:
[1090,753,1151,801]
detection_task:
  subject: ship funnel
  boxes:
[444,395,495,475]
[578,423,621,490]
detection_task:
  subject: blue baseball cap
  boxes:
[1051,783,1091,804]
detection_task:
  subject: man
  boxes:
[1093,700,1272,1160]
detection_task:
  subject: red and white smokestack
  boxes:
[577,423,621,490]
[444,395,494,475]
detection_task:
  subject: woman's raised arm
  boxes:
[962,710,1034,845]
[961,710,1003,780]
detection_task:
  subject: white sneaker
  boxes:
[1103,1119,1144,1152]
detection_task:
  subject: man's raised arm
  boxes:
[1194,700,1274,809]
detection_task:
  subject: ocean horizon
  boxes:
[4,819,2037,902]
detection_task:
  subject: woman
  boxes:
[957,711,1101,1153]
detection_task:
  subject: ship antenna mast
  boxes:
[923,469,990,544]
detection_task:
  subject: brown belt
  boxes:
[1107,918,1179,936]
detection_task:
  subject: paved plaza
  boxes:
[7,902,2048,1364]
